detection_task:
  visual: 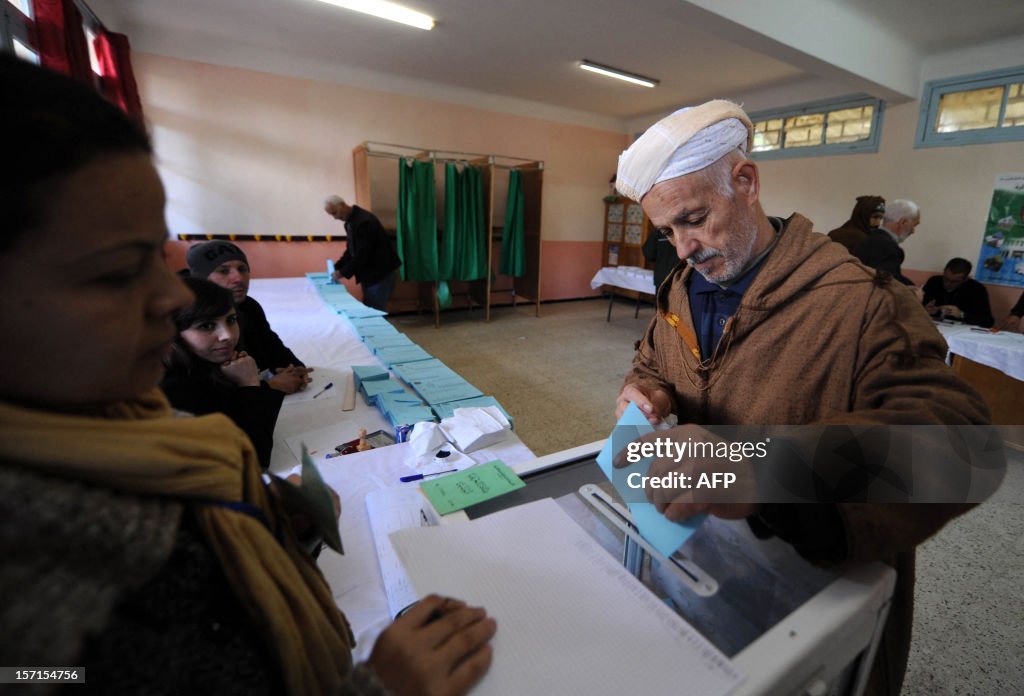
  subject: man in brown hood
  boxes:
[828,195,886,251]
[614,100,994,696]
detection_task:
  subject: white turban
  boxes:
[616,100,754,201]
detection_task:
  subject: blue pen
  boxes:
[312,382,334,399]
[400,469,458,483]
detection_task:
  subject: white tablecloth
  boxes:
[590,266,656,294]
[252,277,536,658]
[934,322,1024,382]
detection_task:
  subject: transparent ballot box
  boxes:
[464,450,896,696]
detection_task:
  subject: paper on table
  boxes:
[280,367,345,404]
[390,498,743,696]
[419,460,524,515]
[597,402,704,557]
[366,485,441,617]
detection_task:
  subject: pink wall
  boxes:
[540,240,606,300]
[136,53,627,301]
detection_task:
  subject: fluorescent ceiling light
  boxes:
[316,0,435,31]
[579,60,658,88]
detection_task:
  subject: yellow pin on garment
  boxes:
[663,312,701,360]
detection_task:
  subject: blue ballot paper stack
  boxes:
[596,402,704,557]
[310,277,511,433]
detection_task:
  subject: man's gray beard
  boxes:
[689,227,758,284]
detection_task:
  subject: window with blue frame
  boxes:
[915,66,1024,148]
[747,95,884,160]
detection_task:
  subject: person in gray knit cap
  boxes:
[187,241,312,394]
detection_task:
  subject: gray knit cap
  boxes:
[186,241,248,278]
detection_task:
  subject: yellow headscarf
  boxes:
[0,388,354,694]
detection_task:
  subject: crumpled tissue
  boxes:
[408,421,473,474]
[439,406,512,453]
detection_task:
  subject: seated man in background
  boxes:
[853,198,921,291]
[614,100,990,696]
[187,241,312,393]
[922,257,994,327]
[827,194,885,252]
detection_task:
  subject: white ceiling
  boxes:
[89,0,1024,130]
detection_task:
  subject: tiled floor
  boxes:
[397,297,1023,694]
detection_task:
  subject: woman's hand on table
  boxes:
[368,594,497,696]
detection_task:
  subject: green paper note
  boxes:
[271,444,345,554]
[420,460,525,515]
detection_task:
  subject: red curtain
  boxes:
[93,31,144,120]
[33,0,92,84]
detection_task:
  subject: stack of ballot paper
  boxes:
[391,358,483,405]
[376,391,436,428]
[363,333,414,353]
[346,316,399,337]
[351,365,389,391]
[439,406,512,453]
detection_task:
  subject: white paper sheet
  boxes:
[365,485,441,617]
[390,498,744,696]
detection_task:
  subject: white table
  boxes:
[590,266,656,321]
[252,277,536,658]
[933,322,1024,382]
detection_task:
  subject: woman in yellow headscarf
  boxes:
[0,54,494,695]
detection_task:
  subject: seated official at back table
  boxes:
[922,257,994,328]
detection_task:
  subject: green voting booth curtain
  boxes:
[441,163,488,282]
[397,157,438,282]
[500,169,526,277]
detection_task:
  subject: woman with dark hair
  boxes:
[161,276,284,470]
[0,54,495,695]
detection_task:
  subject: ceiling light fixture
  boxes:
[579,60,658,88]
[316,0,435,31]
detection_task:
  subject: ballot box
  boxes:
[461,442,896,696]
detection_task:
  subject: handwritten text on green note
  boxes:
[420,460,526,515]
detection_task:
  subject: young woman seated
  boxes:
[161,276,283,470]
[0,54,495,696]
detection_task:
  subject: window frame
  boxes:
[2,0,37,63]
[915,65,1024,149]
[747,94,885,161]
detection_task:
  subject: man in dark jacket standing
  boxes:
[326,196,402,312]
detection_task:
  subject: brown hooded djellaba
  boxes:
[828,195,885,252]
[625,213,990,696]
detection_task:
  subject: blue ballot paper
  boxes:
[596,402,704,557]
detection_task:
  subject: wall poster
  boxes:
[976,173,1024,289]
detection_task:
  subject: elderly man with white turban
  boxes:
[614,101,991,696]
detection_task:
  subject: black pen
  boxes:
[312,382,334,399]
